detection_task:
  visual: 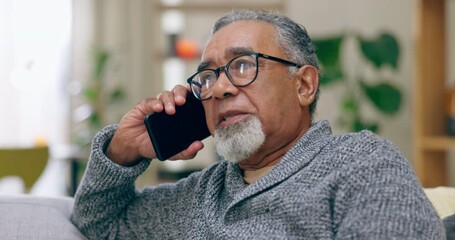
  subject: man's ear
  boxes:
[295,65,319,107]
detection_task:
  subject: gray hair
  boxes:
[210,9,320,117]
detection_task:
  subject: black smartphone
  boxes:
[144,93,211,160]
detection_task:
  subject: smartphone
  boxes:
[144,93,211,160]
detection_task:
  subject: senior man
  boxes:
[72,10,444,239]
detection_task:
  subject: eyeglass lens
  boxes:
[190,54,258,100]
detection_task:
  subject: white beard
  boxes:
[214,115,266,163]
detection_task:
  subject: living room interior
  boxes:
[0,0,454,217]
[1,0,455,238]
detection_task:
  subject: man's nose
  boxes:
[211,71,239,99]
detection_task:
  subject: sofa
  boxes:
[0,187,454,239]
[0,194,86,239]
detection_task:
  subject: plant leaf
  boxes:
[83,87,98,103]
[92,48,110,80]
[341,93,358,115]
[353,118,379,133]
[109,87,126,104]
[358,33,400,69]
[313,36,344,85]
[89,112,100,129]
[360,80,402,115]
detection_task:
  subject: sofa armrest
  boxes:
[0,194,85,239]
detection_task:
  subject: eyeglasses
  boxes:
[187,52,302,100]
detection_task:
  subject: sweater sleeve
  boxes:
[334,132,445,240]
[70,125,202,239]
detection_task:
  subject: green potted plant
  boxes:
[314,32,402,133]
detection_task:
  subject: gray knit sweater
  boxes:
[71,120,445,239]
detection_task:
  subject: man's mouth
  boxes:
[218,112,249,128]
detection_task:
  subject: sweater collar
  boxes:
[225,120,333,205]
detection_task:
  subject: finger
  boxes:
[158,91,176,115]
[172,85,189,106]
[169,141,204,160]
[136,98,164,115]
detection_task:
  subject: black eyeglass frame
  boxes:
[186,52,302,100]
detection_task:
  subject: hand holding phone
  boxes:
[144,93,211,160]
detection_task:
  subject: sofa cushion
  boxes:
[424,186,455,218]
[0,194,85,239]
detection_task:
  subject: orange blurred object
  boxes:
[175,39,199,59]
[34,135,48,147]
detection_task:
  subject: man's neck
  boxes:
[243,165,276,185]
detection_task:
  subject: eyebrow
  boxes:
[196,46,255,72]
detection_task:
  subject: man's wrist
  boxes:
[105,138,146,167]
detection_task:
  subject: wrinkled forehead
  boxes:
[201,20,279,66]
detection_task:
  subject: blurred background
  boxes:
[0,0,454,196]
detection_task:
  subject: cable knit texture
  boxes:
[71,120,445,239]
